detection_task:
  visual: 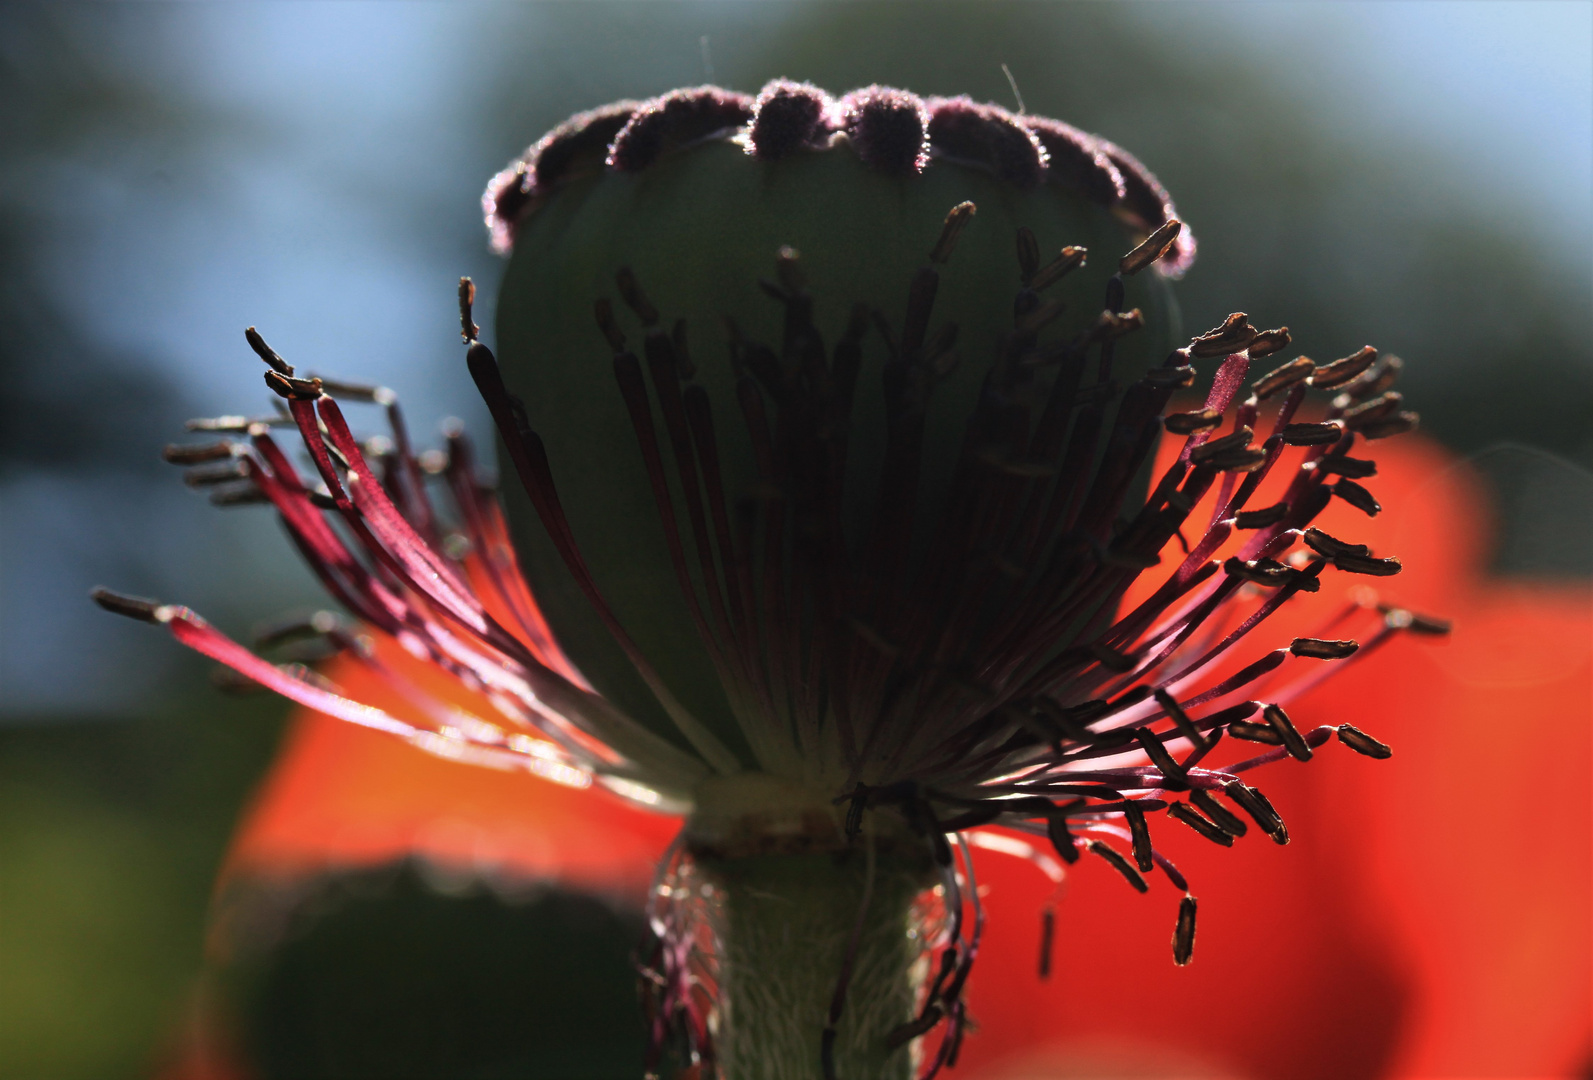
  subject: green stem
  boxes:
[699,846,933,1080]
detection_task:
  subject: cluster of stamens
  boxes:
[97,172,1441,1080]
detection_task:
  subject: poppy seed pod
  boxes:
[484,82,1187,783]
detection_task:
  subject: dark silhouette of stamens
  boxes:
[1168,802,1234,846]
[1222,781,1282,836]
[1356,412,1420,440]
[1173,895,1197,965]
[183,459,249,486]
[1015,227,1041,283]
[1088,839,1148,892]
[1291,637,1360,659]
[616,267,660,326]
[1338,724,1393,759]
[1343,390,1404,428]
[1263,703,1313,761]
[1031,245,1088,292]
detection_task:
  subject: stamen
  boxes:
[1302,528,1370,559]
[1337,723,1393,759]
[928,200,977,263]
[1227,720,1284,745]
[1280,421,1343,446]
[1015,227,1041,284]
[1246,327,1291,358]
[1189,426,1254,464]
[1190,788,1248,837]
[1290,637,1360,659]
[1189,312,1257,359]
[1331,478,1382,516]
[1262,703,1313,762]
[1167,802,1234,846]
[1314,454,1377,479]
[1047,816,1081,864]
[1333,552,1402,576]
[1311,346,1378,388]
[1154,687,1209,753]
[1163,409,1222,435]
[182,459,249,487]
[1173,895,1197,966]
[616,266,661,326]
[1233,502,1289,529]
[1087,839,1149,893]
[1038,908,1055,979]
[162,441,237,465]
[1033,245,1090,293]
[1354,411,1419,440]
[1252,356,1315,400]
[90,587,165,623]
[1123,800,1154,871]
[458,277,479,342]
[1119,219,1182,275]
[244,326,292,376]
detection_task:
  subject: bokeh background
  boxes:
[2,3,1588,1078]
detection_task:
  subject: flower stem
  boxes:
[699,846,934,1080]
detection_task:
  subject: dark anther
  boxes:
[1234,503,1289,529]
[1030,245,1087,292]
[1343,353,1404,400]
[1221,781,1281,835]
[1120,219,1182,275]
[458,277,479,343]
[1188,426,1254,464]
[1343,391,1403,428]
[615,267,660,326]
[929,201,977,264]
[1315,455,1377,479]
[1337,724,1394,759]
[1046,816,1081,864]
[91,587,164,623]
[774,245,806,293]
[263,370,323,401]
[1163,408,1222,435]
[1087,307,1144,342]
[1123,801,1154,871]
[1404,611,1452,635]
[308,491,338,510]
[1290,637,1360,659]
[821,1027,838,1080]
[208,480,267,507]
[1263,703,1313,762]
[1088,839,1149,893]
[1311,346,1378,389]
[1207,447,1268,473]
[1038,909,1055,979]
[1168,802,1234,846]
[1015,226,1041,283]
[1355,411,1420,440]
[1018,294,1069,334]
[1173,895,1198,966]
[1227,720,1284,745]
[1253,355,1316,400]
[1143,363,1196,389]
[1334,552,1402,577]
[1224,556,1317,590]
[162,442,236,465]
[886,1005,944,1050]
[1154,688,1208,753]
[1135,730,1190,790]
[245,326,292,375]
[1247,785,1289,844]
[1331,479,1382,516]
[1087,642,1137,673]
[1302,528,1370,559]
[1247,327,1292,358]
[1280,421,1343,446]
[1189,312,1257,359]
[1190,788,1248,838]
[182,459,249,487]
[593,298,627,352]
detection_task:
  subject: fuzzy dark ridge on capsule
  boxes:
[483,80,1195,270]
